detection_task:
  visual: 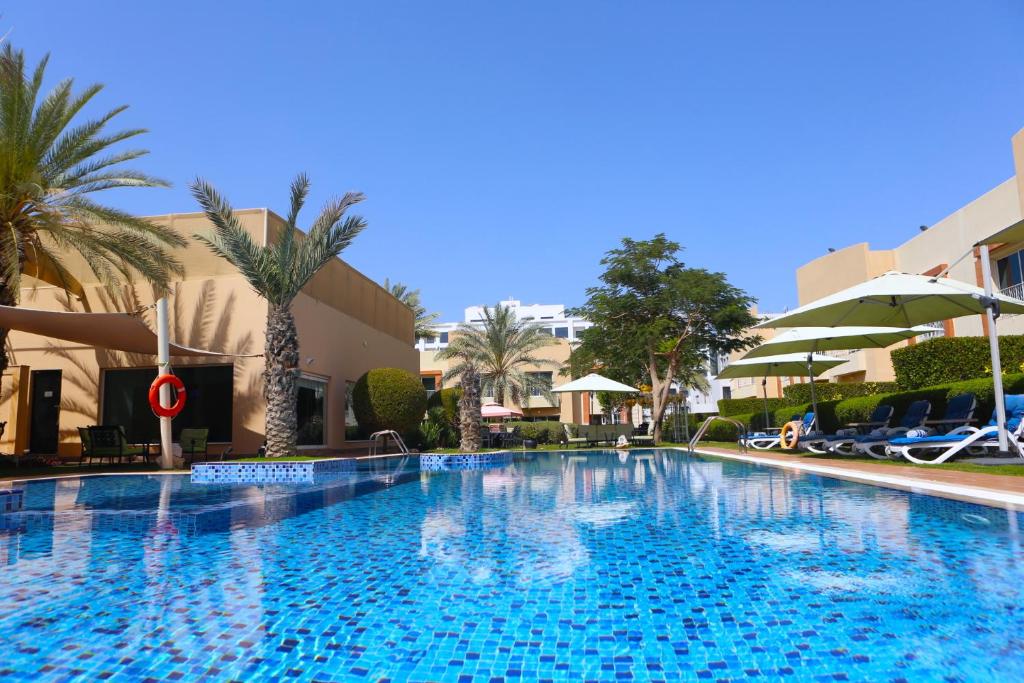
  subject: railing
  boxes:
[687,416,748,453]
[369,430,410,456]
[1002,282,1024,301]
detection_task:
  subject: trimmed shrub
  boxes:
[783,381,899,404]
[891,335,1024,389]
[703,413,755,441]
[719,396,786,416]
[352,368,428,434]
[427,387,461,424]
[506,421,563,445]
[774,400,841,433]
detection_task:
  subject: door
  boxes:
[29,370,62,454]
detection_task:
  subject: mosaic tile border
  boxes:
[191,457,356,484]
[420,451,516,471]
[0,488,23,513]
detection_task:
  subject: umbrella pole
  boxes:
[806,353,820,434]
[980,245,1010,453]
[156,297,174,470]
[761,375,770,430]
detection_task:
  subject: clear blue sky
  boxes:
[7,2,1024,320]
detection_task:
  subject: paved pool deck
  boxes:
[693,445,1024,509]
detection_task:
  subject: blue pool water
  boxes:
[1,450,1023,681]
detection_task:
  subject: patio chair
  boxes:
[800,404,894,454]
[922,392,977,435]
[180,428,210,465]
[479,426,494,449]
[887,395,1024,464]
[740,412,815,450]
[84,425,152,465]
[563,424,589,448]
[843,400,931,459]
[630,423,654,446]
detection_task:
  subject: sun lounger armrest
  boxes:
[846,421,887,428]
[925,418,980,426]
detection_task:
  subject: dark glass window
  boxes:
[422,376,437,391]
[529,372,553,396]
[998,250,1024,290]
[439,332,449,343]
[102,365,233,442]
[721,386,732,401]
[554,327,569,338]
[297,376,326,446]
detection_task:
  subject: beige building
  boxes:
[724,127,1024,396]
[0,208,417,458]
[419,300,608,424]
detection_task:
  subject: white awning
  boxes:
[0,305,257,357]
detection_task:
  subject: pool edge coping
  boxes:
[685,446,1024,511]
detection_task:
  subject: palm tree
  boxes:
[437,302,557,407]
[0,43,186,376]
[191,174,366,456]
[383,278,439,340]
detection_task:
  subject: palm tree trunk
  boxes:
[459,365,481,452]
[264,304,299,456]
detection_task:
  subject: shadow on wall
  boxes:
[23,281,261,449]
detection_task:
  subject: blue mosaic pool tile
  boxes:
[191,457,356,484]
[421,451,519,470]
[0,488,23,513]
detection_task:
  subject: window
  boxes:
[528,372,553,396]
[297,376,327,446]
[710,355,721,376]
[541,316,554,320]
[998,249,1024,293]
[554,327,569,339]
[102,365,233,442]
[422,376,437,392]
[537,328,552,336]
[722,386,732,401]
[481,380,494,398]
[439,332,449,343]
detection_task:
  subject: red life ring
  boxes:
[149,374,186,418]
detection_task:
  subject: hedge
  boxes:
[352,368,428,434]
[831,373,1024,428]
[891,335,1024,389]
[506,421,563,444]
[783,381,899,404]
[719,397,786,417]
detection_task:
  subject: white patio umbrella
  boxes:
[552,373,639,426]
[551,373,641,394]
[481,402,523,419]
[758,271,1024,452]
[717,353,847,430]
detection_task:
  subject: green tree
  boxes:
[0,43,186,375]
[437,302,557,407]
[191,174,366,456]
[570,234,757,442]
[384,278,439,340]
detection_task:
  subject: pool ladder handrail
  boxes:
[688,416,748,453]
[369,430,410,456]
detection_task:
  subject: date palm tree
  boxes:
[0,43,186,375]
[383,278,439,340]
[437,302,557,408]
[191,174,366,456]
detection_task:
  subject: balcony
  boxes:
[1002,282,1024,302]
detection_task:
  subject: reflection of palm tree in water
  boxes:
[29,282,257,442]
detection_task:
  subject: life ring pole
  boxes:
[156,297,174,470]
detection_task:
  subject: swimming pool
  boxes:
[1,449,1022,681]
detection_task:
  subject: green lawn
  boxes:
[680,440,1024,477]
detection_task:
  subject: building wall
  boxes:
[787,127,1024,384]
[1,208,416,457]
[421,338,596,423]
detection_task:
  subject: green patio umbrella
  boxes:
[717,353,847,430]
[758,271,1024,452]
[742,326,934,359]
